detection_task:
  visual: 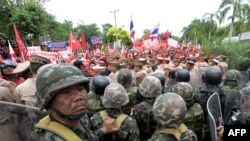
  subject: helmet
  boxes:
[202,67,222,85]
[91,75,110,96]
[117,68,132,85]
[1,60,16,68]
[36,64,90,110]
[225,69,241,81]
[176,69,190,82]
[153,92,187,128]
[240,86,250,112]
[172,82,194,101]
[102,83,129,108]
[139,76,162,97]
[152,72,165,87]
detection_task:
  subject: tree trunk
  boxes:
[228,17,235,41]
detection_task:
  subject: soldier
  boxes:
[151,72,168,94]
[88,75,110,118]
[171,82,204,141]
[194,67,224,141]
[117,68,139,115]
[132,76,162,141]
[14,55,51,140]
[148,93,197,141]
[90,83,140,141]
[31,64,119,141]
[134,61,144,73]
[226,85,250,125]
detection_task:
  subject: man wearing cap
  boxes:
[108,61,121,83]
[14,55,51,140]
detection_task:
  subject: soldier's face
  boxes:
[50,84,88,116]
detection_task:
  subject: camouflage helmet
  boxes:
[139,75,162,97]
[153,92,187,128]
[239,86,250,112]
[36,64,90,110]
[225,69,241,81]
[102,83,129,108]
[117,68,132,85]
[172,82,194,101]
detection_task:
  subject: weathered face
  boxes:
[50,84,88,116]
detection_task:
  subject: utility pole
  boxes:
[110,9,119,50]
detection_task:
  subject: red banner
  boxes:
[13,23,29,61]
[68,32,81,51]
[81,31,87,52]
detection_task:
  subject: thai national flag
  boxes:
[150,23,160,39]
[130,15,135,40]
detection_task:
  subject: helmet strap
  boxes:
[50,106,84,121]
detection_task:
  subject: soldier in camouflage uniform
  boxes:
[131,76,162,141]
[90,83,140,141]
[194,67,224,141]
[117,68,139,115]
[87,75,110,118]
[221,69,242,123]
[171,82,205,141]
[226,85,250,125]
[148,92,197,141]
[31,64,118,141]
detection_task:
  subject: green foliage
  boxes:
[106,27,130,46]
[204,42,250,70]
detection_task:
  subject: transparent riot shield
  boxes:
[207,93,223,141]
[0,101,47,141]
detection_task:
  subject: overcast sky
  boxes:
[44,0,225,37]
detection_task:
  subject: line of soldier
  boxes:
[0,51,249,141]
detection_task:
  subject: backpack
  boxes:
[99,110,128,128]
[152,123,195,141]
[35,115,82,141]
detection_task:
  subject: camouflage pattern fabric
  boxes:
[36,64,90,110]
[102,83,129,108]
[132,100,158,141]
[184,103,204,141]
[31,115,99,141]
[139,76,162,98]
[90,109,140,141]
[122,85,138,115]
[171,82,193,101]
[225,69,241,81]
[117,68,139,115]
[87,94,105,118]
[153,93,187,128]
[147,131,192,141]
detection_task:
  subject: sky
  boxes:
[44,0,225,37]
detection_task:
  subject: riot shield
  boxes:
[0,101,47,141]
[207,93,223,141]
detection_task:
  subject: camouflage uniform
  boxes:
[31,64,103,141]
[148,93,196,141]
[226,86,250,125]
[171,82,204,141]
[194,67,224,141]
[117,68,139,115]
[132,76,162,141]
[222,69,242,123]
[90,83,140,141]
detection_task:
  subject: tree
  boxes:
[101,23,113,44]
[202,12,220,40]
[106,27,130,48]
[218,0,250,41]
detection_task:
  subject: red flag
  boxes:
[13,23,29,61]
[68,32,81,51]
[8,40,17,65]
[81,31,87,52]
